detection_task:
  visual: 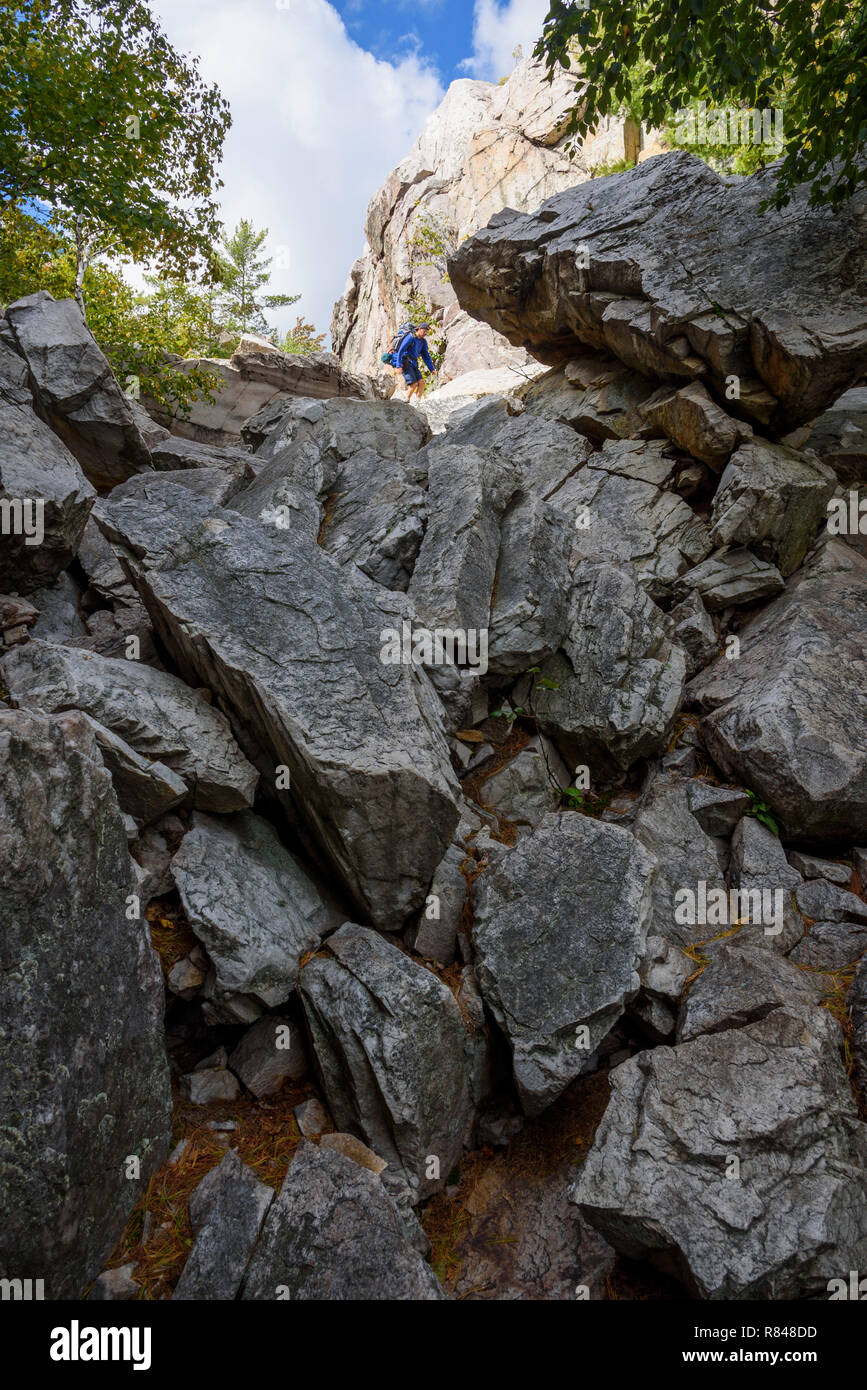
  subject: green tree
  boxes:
[279,316,326,355]
[0,205,219,412]
[536,0,867,210]
[219,219,299,336]
[0,0,232,311]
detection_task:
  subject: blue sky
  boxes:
[134,0,551,345]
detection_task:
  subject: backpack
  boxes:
[381,322,416,367]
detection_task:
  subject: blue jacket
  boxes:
[396,333,434,372]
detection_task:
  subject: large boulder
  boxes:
[93,492,461,929]
[449,151,867,429]
[473,813,656,1115]
[572,1002,867,1298]
[241,1141,446,1300]
[148,338,383,448]
[173,1150,274,1301]
[5,292,153,488]
[242,393,429,469]
[171,811,334,1011]
[709,437,837,576]
[0,388,94,594]
[688,540,867,840]
[0,708,171,1298]
[1,639,259,814]
[299,924,483,1201]
[533,560,687,775]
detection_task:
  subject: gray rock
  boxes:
[95,490,461,930]
[572,1004,867,1298]
[436,398,591,498]
[299,923,483,1201]
[450,150,867,428]
[1,639,258,813]
[77,515,137,603]
[478,734,571,831]
[688,540,867,840]
[484,492,572,674]
[172,811,330,1010]
[534,560,686,776]
[243,393,428,468]
[150,433,255,481]
[633,774,727,951]
[473,812,655,1115]
[229,1015,309,1098]
[639,381,752,470]
[788,852,852,886]
[180,1067,241,1105]
[317,447,427,591]
[789,921,867,970]
[795,878,867,925]
[81,714,187,828]
[130,818,181,903]
[710,438,837,576]
[28,572,88,643]
[0,708,171,1298]
[408,440,518,632]
[173,1150,274,1300]
[0,387,95,594]
[551,438,712,602]
[524,357,655,444]
[294,1098,334,1137]
[856,847,867,885]
[669,590,718,677]
[686,780,751,837]
[796,385,867,485]
[847,956,867,1096]
[637,932,694,1023]
[673,547,785,610]
[405,837,468,966]
[113,466,245,508]
[240,1141,446,1300]
[725,816,804,953]
[677,938,822,1041]
[6,292,152,487]
[87,1265,139,1301]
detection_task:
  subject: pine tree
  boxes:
[219,220,299,335]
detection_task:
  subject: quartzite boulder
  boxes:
[0,708,171,1298]
[533,560,686,775]
[709,437,837,576]
[93,493,461,929]
[572,1004,867,1299]
[688,540,867,841]
[1,639,258,813]
[299,924,483,1201]
[171,811,333,1011]
[473,813,656,1115]
[241,1141,446,1300]
[0,388,95,594]
[5,292,152,487]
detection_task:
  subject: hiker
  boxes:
[393,322,436,401]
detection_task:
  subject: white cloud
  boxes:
[139,0,444,345]
[460,0,551,82]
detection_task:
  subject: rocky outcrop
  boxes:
[688,540,867,841]
[148,334,384,447]
[332,60,648,389]
[449,151,867,430]
[299,924,483,1201]
[5,292,153,487]
[241,1141,446,1300]
[0,708,171,1298]
[474,814,656,1115]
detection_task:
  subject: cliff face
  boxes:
[330,59,646,387]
